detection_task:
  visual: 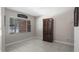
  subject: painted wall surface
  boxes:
[0,7,1,51]
[36,8,74,45]
[74,27,79,52]
[5,8,36,44]
[0,7,5,52]
[2,8,5,51]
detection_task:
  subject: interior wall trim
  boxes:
[5,36,35,46]
[36,36,74,46]
[6,36,74,47]
[55,40,74,46]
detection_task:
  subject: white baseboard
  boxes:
[6,36,36,46]
[35,36,74,46]
[55,40,74,46]
[6,36,74,47]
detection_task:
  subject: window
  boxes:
[9,17,31,34]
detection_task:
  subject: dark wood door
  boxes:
[19,20,26,32]
[27,20,31,32]
[43,18,54,42]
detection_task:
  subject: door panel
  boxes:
[43,18,53,42]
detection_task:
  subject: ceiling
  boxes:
[7,7,74,17]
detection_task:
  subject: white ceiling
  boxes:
[7,7,74,17]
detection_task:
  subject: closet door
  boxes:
[43,18,53,42]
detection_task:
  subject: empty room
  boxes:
[0,7,74,52]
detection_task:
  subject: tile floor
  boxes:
[6,37,74,52]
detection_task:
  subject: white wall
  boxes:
[5,8,36,44]
[36,8,74,45]
[74,27,79,52]
[0,7,1,51]
[0,7,5,52]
